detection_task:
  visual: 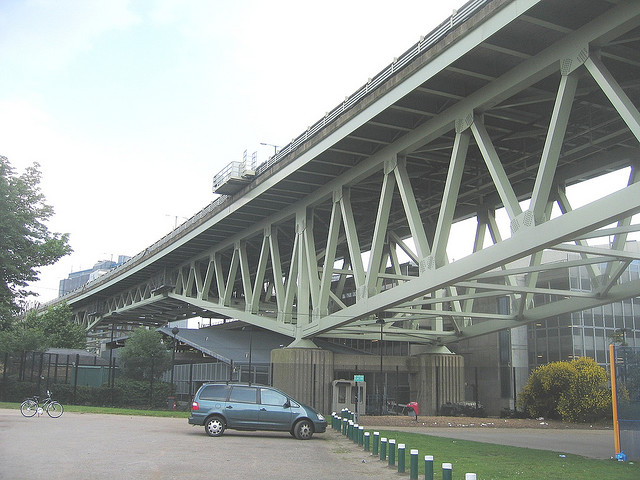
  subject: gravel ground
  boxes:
[355,414,613,430]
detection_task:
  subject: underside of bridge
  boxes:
[56,0,640,351]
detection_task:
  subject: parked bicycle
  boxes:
[20,390,64,418]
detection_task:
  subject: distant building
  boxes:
[58,255,131,297]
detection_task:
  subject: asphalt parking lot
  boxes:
[0,410,391,480]
[0,409,617,479]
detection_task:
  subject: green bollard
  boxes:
[372,432,379,456]
[348,420,353,439]
[352,423,358,442]
[364,432,370,451]
[380,438,387,461]
[409,449,419,480]
[397,444,405,473]
[342,418,348,435]
[425,455,434,480]
[358,426,364,446]
[388,439,396,466]
[442,462,453,480]
[465,474,477,480]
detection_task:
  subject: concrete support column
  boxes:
[271,348,334,413]
[408,353,464,415]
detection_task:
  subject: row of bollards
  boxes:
[333,410,477,480]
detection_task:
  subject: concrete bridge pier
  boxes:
[272,346,465,417]
[271,347,334,414]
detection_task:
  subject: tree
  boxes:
[0,156,72,329]
[0,303,84,357]
[118,328,171,381]
[23,303,86,349]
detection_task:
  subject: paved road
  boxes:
[0,410,388,480]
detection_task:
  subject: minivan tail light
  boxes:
[191,401,199,411]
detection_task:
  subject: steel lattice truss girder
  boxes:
[62,0,640,347]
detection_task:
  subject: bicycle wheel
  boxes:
[46,401,64,418]
[20,399,38,417]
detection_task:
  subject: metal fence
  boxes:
[0,350,117,400]
[161,362,271,401]
[611,345,640,461]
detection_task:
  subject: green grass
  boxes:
[344,428,639,480]
[0,402,190,418]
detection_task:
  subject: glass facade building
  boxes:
[528,260,640,369]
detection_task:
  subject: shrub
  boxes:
[518,357,611,423]
[557,357,611,423]
[518,361,575,419]
[440,401,486,417]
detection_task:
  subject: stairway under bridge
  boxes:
[50,0,640,351]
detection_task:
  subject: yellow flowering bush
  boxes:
[518,357,611,422]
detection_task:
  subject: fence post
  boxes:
[358,426,364,446]
[397,443,405,473]
[73,354,80,404]
[409,450,419,480]
[425,455,434,480]
[388,439,396,467]
[364,432,370,451]
[380,437,387,461]
[372,432,379,456]
[442,462,453,480]
[36,352,44,393]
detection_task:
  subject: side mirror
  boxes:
[284,400,291,408]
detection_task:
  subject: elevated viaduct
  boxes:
[47,0,640,412]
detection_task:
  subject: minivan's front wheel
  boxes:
[205,416,225,437]
[294,419,313,440]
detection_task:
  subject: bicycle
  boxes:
[20,390,64,418]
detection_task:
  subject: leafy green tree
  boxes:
[118,328,171,381]
[0,304,84,357]
[0,156,72,329]
[23,303,86,349]
[0,326,47,355]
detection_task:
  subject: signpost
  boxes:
[354,375,364,422]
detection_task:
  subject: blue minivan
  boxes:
[189,383,327,440]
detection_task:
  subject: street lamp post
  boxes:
[260,142,279,157]
[376,313,385,415]
[243,326,253,384]
[170,326,179,386]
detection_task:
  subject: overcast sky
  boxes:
[1,1,634,305]
[1,0,473,302]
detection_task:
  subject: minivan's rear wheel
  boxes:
[205,416,225,437]
[294,419,313,440]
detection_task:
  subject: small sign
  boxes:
[354,374,364,382]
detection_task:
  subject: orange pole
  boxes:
[609,344,621,455]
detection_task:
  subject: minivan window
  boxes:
[199,384,230,401]
[260,388,287,406]
[228,386,257,404]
